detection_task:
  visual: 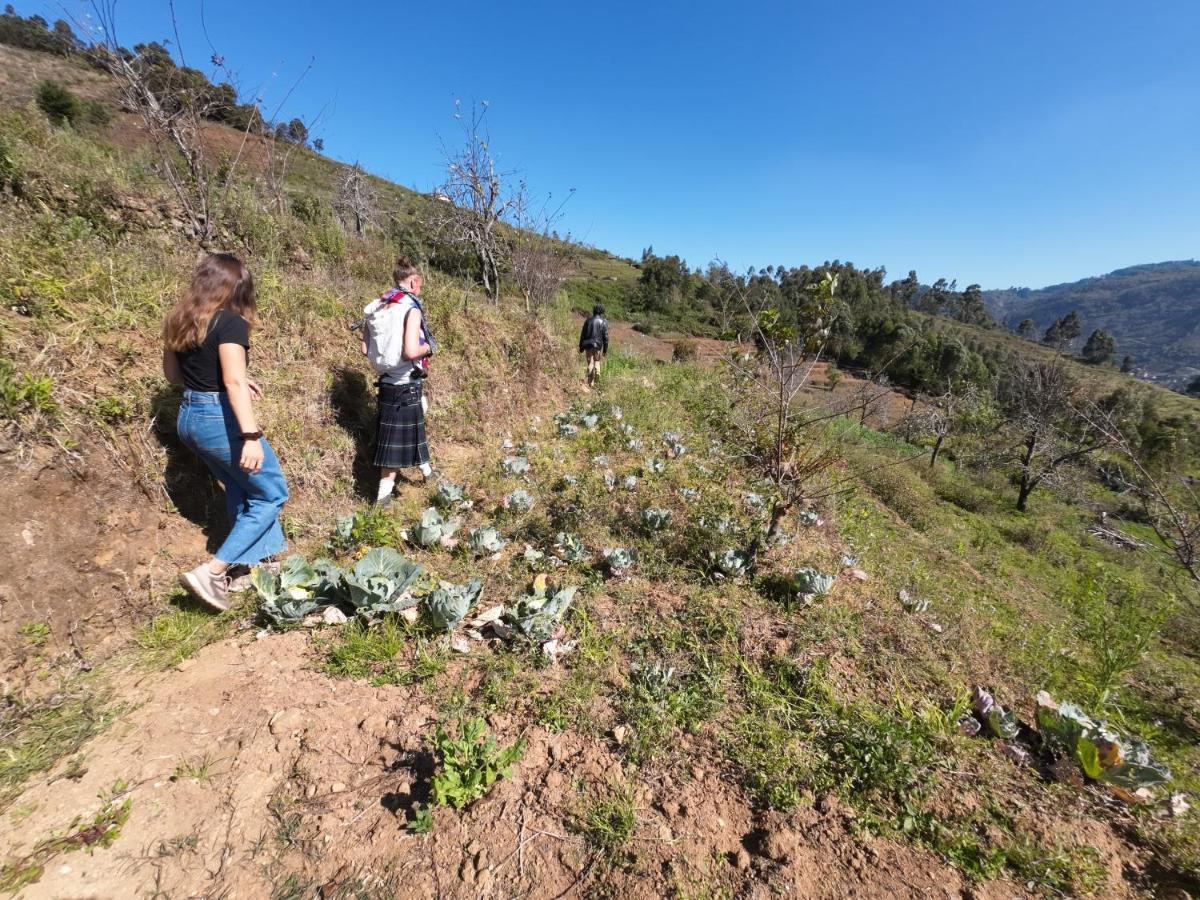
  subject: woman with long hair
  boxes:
[162,253,289,611]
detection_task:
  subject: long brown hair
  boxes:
[163,253,258,352]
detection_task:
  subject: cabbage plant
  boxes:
[645,458,666,474]
[711,549,748,578]
[799,509,821,527]
[425,578,484,631]
[1036,691,1171,791]
[793,567,834,597]
[414,507,459,549]
[898,589,929,613]
[504,578,577,642]
[642,507,672,530]
[253,555,345,626]
[580,413,599,430]
[554,532,591,563]
[467,525,507,556]
[557,422,578,437]
[679,487,699,502]
[344,547,424,614]
[434,480,467,510]
[604,547,635,576]
[622,475,639,491]
[502,456,531,475]
[503,488,535,512]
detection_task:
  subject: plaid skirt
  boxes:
[373,381,430,469]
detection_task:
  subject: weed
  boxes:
[134,598,230,669]
[0,687,119,808]
[17,621,50,646]
[429,717,525,810]
[0,782,130,893]
[1005,838,1107,896]
[323,618,446,686]
[407,803,434,834]
[1065,566,1173,712]
[571,784,637,854]
[0,359,56,420]
[171,754,220,784]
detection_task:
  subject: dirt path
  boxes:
[3,626,1027,900]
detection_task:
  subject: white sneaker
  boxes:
[179,564,231,612]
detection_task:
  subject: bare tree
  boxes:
[1079,404,1200,594]
[333,162,378,236]
[430,102,515,303]
[844,372,894,428]
[998,359,1112,512]
[85,1,254,245]
[508,183,576,316]
[260,61,318,215]
[903,384,987,468]
[720,272,845,553]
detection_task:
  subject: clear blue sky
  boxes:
[43,0,1200,288]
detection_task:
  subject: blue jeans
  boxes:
[176,390,289,566]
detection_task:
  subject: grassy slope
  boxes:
[0,45,1198,897]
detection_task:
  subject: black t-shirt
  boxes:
[177,310,250,392]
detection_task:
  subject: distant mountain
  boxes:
[983,261,1200,387]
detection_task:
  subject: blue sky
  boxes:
[41,0,1200,288]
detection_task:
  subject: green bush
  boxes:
[672,338,698,362]
[36,80,80,126]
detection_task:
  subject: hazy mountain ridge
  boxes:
[984,260,1200,385]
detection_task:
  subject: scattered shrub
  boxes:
[672,339,697,362]
[36,80,80,126]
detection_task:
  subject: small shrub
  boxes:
[825,361,842,390]
[672,339,697,362]
[1065,567,1173,711]
[36,80,80,126]
[0,360,56,420]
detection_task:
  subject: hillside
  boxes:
[985,261,1200,386]
[2,28,1200,900]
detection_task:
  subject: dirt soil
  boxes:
[3,627,1036,900]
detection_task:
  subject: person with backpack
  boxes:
[578,303,609,387]
[162,253,290,611]
[361,256,436,506]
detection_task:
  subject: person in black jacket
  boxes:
[578,304,609,387]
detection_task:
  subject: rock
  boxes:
[322,607,348,626]
[612,725,629,746]
[466,839,483,856]
[330,782,346,793]
[734,848,751,870]
[399,607,419,624]
[305,784,317,798]
[470,605,504,626]
[450,635,471,654]
[268,708,306,736]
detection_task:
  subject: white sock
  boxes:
[377,477,396,502]
[418,463,433,478]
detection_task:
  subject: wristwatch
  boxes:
[240,431,263,440]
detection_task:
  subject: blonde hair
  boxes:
[163,253,258,352]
